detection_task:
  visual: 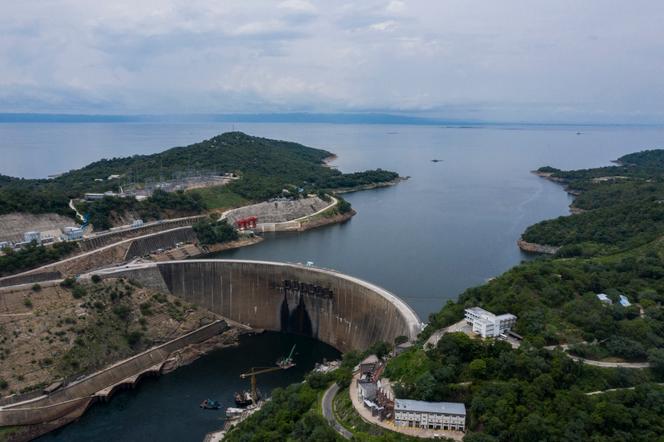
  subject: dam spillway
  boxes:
[98,259,422,352]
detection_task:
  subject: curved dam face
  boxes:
[99,260,421,352]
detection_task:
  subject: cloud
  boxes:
[279,0,316,13]
[369,20,397,32]
[0,0,663,122]
[386,1,405,14]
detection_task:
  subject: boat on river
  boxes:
[276,344,296,369]
[200,399,221,410]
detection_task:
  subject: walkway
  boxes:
[322,383,352,440]
[585,383,664,396]
[543,345,651,369]
[424,320,469,348]
[68,199,84,222]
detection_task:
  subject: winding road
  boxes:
[322,383,352,440]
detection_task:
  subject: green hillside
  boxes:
[0,132,398,226]
[227,149,664,442]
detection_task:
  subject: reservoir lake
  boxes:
[1,122,662,440]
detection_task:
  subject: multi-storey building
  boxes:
[464,307,516,338]
[394,399,466,431]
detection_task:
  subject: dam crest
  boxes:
[98,259,422,352]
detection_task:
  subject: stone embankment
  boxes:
[0,226,197,287]
[79,215,205,252]
[516,239,560,255]
[149,236,264,262]
[0,320,238,441]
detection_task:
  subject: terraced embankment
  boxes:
[222,196,341,232]
[0,321,233,441]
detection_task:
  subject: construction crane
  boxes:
[239,366,284,403]
[238,345,297,404]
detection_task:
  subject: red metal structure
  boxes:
[235,216,257,230]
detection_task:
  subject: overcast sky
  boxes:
[2,1,664,122]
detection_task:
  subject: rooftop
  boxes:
[466,307,516,322]
[395,399,466,416]
[619,294,631,307]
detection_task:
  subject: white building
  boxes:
[131,219,144,228]
[465,307,517,338]
[596,293,612,305]
[619,295,631,307]
[23,231,41,244]
[62,226,85,241]
[394,399,466,431]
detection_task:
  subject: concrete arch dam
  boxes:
[100,260,422,352]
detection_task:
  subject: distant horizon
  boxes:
[0,112,662,127]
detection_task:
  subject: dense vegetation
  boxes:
[0,241,78,277]
[386,149,664,440]
[386,334,663,442]
[229,149,664,441]
[524,150,664,254]
[425,239,664,360]
[224,377,339,442]
[192,218,238,245]
[78,189,206,230]
[0,132,399,227]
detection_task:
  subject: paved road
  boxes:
[322,383,352,440]
[586,383,664,396]
[544,345,651,369]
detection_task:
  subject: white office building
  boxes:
[394,399,466,431]
[465,307,517,338]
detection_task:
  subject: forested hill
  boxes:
[382,149,664,441]
[0,132,398,218]
[201,149,664,441]
[523,149,664,256]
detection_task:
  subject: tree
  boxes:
[648,348,664,379]
[469,358,487,379]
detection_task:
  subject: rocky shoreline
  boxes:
[161,327,250,373]
[532,170,581,196]
[299,209,355,231]
[517,239,560,255]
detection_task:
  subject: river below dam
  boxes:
[3,122,663,440]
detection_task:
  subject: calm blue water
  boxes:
[3,122,664,440]
[3,123,664,318]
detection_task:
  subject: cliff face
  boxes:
[517,239,560,255]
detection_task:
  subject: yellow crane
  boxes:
[240,366,284,403]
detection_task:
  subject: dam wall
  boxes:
[98,260,421,353]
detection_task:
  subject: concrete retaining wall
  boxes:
[98,260,422,353]
[0,320,227,427]
[224,197,329,225]
[124,227,197,260]
[0,227,201,288]
[79,216,205,252]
